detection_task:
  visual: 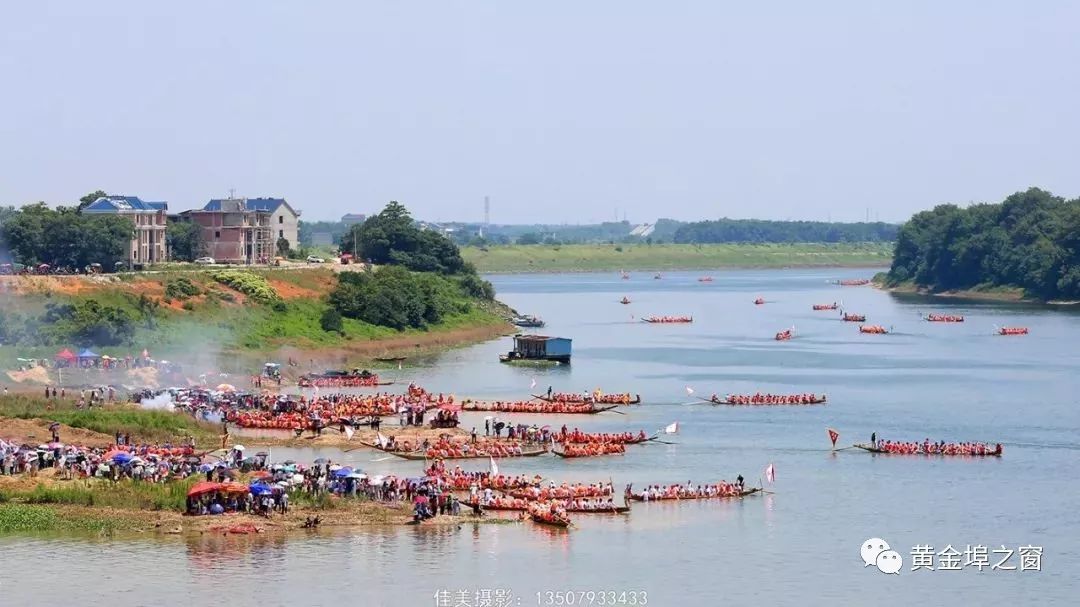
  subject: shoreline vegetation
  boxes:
[0,396,501,535]
[884,188,1080,303]
[462,242,893,273]
[873,274,1078,305]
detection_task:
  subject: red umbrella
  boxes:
[187,481,223,498]
[55,348,76,362]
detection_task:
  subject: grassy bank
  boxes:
[0,396,221,445]
[463,242,894,273]
[0,267,513,376]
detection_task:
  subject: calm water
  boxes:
[3,268,1078,606]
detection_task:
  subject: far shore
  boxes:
[875,280,1079,306]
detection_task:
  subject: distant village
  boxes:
[81,195,366,266]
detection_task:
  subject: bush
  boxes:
[328,266,457,330]
[209,270,282,305]
[164,277,201,300]
[320,308,344,333]
[181,301,195,311]
[459,273,495,300]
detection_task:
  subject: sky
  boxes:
[2,1,1078,224]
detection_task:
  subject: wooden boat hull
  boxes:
[533,394,641,405]
[709,398,825,406]
[853,443,1002,457]
[499,355,563,366]
[552,449,625,458]
[464,403,618,414]
[627,487,761,502]
[529,515,571,528]
[467,501,629,514]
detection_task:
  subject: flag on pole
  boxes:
[376,432,388,448]
[343,425,355,441]
[827,428,839,448]
[685,386,694,396]
[764,463,776,484]
[530,377,537,390]
[663,421,679,434]
[489,455,499,477]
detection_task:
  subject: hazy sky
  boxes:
[2,1,1078,223]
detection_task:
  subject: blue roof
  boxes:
[83,196,166,213]
[203,198,287,212]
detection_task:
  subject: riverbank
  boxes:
[463,242,893,273]
[873,276,1079,305]
[0,267,516,387]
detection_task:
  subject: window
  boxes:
[215,231,220,238]
[279,230,284,238]
[279,215,283,224]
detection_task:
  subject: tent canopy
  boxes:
[55,349,76,361]
[77,349,99,359]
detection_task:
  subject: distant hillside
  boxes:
[886,187,1080,301]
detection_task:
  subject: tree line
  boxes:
[672,219,898,244]
[0,192,207,267]
[886,188,1080,300]
[327,202,496,331]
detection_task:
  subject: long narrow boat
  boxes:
[706,395,826,406]
[641,316,693,323]
[852,443,1002,457]
[466,499,630,514]
[923,313,964,323]
[463,401,619,414]
[997,327,1028,336]
[361,442,549,460]
[837,279,870,286]
[529,511,573,528]
[812,303,839,310]
[552,444,626,458]
[532,393,641,405]
[627,487,762,502]
[842,313,866,322]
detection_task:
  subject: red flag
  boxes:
[827,428,839,447]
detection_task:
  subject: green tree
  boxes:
[276,237,291,257]
[516,232,542,245]
[167,222,204,262]
[77,190,108,213]
[319,307,344,333]
[344,201,467,274]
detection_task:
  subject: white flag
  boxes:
[343,425,355,441]
[685,386,694,396]
[398,361,402,370]
[377,432,388,448]
[664,422,679,434]
[489,455,499,477]
[765,463,775,484]
[530,377,537,390]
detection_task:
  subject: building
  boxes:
[82,195,168,266]
[341,213,366,225]
[178,199,273,264]
[203,197,301,252]
[504,335,572,363]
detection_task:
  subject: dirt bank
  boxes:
[0,417,117,448]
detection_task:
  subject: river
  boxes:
[2,268,1078,606]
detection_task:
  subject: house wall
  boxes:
[185,211,273,264]
[273,206,300,252]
